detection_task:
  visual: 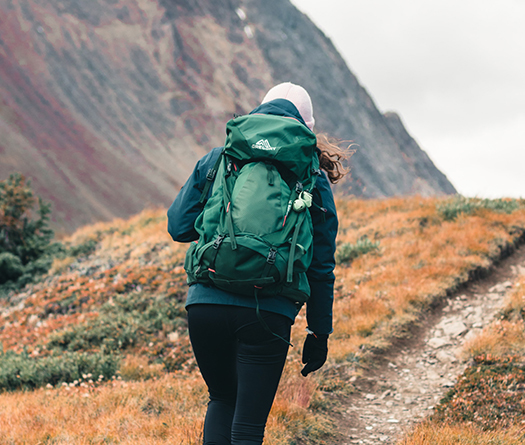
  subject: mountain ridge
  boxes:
[0,0,456,232]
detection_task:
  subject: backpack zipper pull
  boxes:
[267,248,277,264]
[213,235,226,249]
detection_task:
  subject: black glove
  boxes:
[301,333,328,377]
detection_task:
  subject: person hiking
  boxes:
[167,82,348,445]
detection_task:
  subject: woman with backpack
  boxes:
[168,82,348,445]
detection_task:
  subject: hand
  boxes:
[301,333,328,377]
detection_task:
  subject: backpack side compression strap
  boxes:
[222,167,238,250]
[287,209,307,283]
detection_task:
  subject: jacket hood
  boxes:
[249,99,309,130]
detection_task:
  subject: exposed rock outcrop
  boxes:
[0,0,455,231]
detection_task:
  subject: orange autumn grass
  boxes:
[330,197,525,365]
[462,276,525,359]
[0,373,207,444]
[398,423,525,445]
[1,196,525,444]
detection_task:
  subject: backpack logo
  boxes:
[252,139,276,151]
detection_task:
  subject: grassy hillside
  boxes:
[1,196,525,444]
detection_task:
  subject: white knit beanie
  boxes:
[261,82,315,130]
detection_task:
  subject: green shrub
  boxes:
[336,237,380,264]
[0,173,59,291]
[47,314,140,352]
[0,252,24,283]
[438,196,524,221]
[0,173,54,264]
[68,238,98,257]
[0,350,119,391]
[47,292,186,353]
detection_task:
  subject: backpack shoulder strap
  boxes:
[310,171,327,222]
[199,149,225,204]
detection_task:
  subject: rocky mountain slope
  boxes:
[0,0,456,231]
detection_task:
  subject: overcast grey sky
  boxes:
[291,0,525,198]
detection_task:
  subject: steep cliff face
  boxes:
[241,0,457,198]
[0,0,455,231]
[382,112,456,196]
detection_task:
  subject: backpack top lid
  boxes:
[224,113,318,181]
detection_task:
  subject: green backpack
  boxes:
[184,113,320,304]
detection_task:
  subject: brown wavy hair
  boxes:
[316,133,355,184]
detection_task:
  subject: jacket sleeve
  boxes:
[306,171,338,335]
[167,147,222,243]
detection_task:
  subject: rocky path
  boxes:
[338,245,525,444]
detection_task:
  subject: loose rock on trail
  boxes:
[336,245,525,444]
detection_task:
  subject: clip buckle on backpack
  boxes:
[184,114,320,344]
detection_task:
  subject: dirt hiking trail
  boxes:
[335,244,525,444]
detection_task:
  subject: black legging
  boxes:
[187,304,292,445]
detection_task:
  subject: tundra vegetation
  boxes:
[0,192,524,444]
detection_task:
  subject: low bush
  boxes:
[47,292,186,354]
[0,252,24,283]
[438,196,524,221]
[68,237,98,257]
[47,313,141,352]
[0,349,119,391]
[433,354,525,430]
[336,237,380,264]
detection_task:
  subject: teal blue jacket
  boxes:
[167,99,338,335]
